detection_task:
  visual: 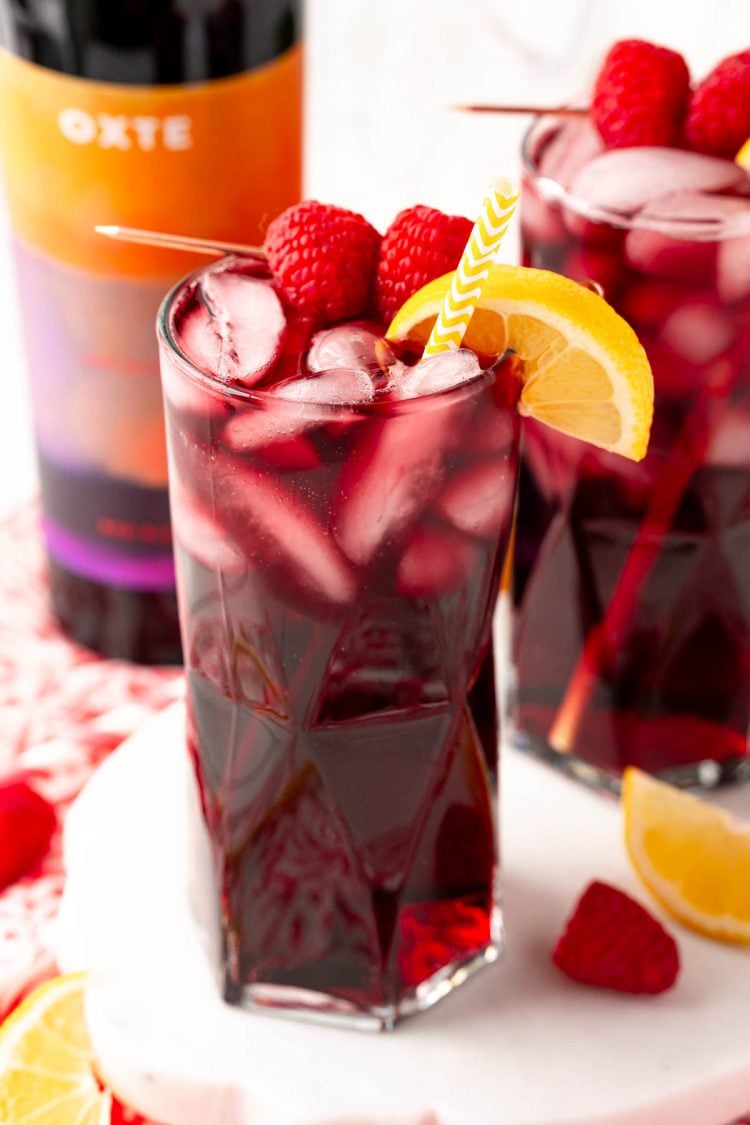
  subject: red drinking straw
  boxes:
[548,355,738,752]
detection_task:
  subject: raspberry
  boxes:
[592,39,690,149]
[0,779,57,891]
[552,880,680,994]
[264,200,381,324]
[375,205,472,323]
[685,49,750,158]
[110,1100,154,1124]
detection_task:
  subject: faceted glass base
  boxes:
[512,728,750,794]
[235,929,503,1032]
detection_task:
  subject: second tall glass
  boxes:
[515,116,750,789]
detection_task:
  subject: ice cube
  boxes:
[334,409,457,565]
[520,183,567,248]
[396,523,476,596]
[706,405,750,466]
[222,407,321,469]
[199,270,286,389]
[625,192,750,285]
[272,367,375,405]
[538,118,605,190]
[306,322,394,375]
[168,305,232,418]
[624,227,716,283]
[394,349,483,399]
[662,298,735,365]
[215,460,357,605]
[170,481,245,573]
[571,149,746,215]
[435,458,514,539]
[178,302,222,374]
[636,190,750,231]
[718,233,750,304]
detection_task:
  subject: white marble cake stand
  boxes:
[56,702,750,1125]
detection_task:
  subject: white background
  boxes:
[0,0,747,521]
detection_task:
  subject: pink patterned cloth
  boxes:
[0,504,183,1021]
[1,506,748,1125]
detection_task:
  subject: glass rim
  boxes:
[156,256,502,419]
[520,115,750,242]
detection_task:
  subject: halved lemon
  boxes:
[736,136,750,169]
[386,264,654,460]
[623,768,750,945]
[0,973,111,1123]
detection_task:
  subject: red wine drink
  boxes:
[515,115,750,788]
[158,254,520,1028]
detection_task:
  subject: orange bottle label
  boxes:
[0,46,302,589]
[0,44,302,276]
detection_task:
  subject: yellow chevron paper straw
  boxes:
[423,176,520,357]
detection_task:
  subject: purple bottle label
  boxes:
[43,517,175,590]
[14,238,177,592]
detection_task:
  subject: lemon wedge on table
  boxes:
[623,768,750,945]
[386,264,654,461]
[0,973,112,1124]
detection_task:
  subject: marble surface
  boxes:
[57,702,750,1125]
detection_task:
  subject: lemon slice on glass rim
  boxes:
[387,263,654,461]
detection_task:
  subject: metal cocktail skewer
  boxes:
[454,103,588,116]
[95,224,267,259]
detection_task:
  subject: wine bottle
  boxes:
[0,0,302,663]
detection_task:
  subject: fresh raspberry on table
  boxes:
[685,48,750,158]
[375,205,472,323]
[592,39,691,149]
[552,880,680,994]
[264,200,381,324]
[0,780,57,892]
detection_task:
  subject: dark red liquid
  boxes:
[515,120,750,785]
[160,262,520,1019]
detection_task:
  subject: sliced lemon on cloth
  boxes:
[0,972,112,1123]
[386,264,654,461]
[623,768,750,945]
[736,136,750,168]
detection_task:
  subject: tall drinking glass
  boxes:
[515,116,750,790]
[157,255,520,1029]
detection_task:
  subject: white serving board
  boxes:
[56,702,750,1125]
